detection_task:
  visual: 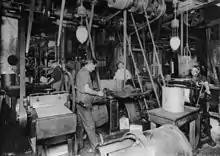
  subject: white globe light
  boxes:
[170,36,181,51]
[76,26,88,44]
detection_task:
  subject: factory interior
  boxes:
[1,0,220,156]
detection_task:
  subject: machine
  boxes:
[15,91,77,156]
[96,124,193,156]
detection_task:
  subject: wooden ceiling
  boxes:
[1,0,220,40]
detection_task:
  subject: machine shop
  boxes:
[1,0,220,156]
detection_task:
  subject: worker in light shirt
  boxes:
[113,61,132,81]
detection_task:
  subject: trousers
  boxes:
[76,104,97,148]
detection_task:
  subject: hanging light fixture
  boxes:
[170,36,180,51]
[76,0,88,44]
[170,0,180,51]
[76,26,88,44]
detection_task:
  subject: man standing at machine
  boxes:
[76,59,104,152]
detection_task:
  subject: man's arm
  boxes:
[84,84,104,96]
[200,81,211,94]
[47,78,54,84]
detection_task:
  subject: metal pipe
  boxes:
[57,0,66,47]
[25,0,35,54]
[123,10,127,87]
[130,13,161,107]
[180,13,183,56]
[106,10,121,21]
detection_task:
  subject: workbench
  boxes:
[148,106,200,150]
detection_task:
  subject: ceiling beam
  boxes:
[177,0,220,14]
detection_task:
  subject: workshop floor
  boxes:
[195,118,220,156]
[1,118,220,156]
[79,118,220,156]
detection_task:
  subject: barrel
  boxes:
[162,86,185,113]
[96,124,192,156]
[1,74,16,89]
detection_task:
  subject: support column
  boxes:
[60,28,66,62]
[19,16,26,100]
[123,10,127,87]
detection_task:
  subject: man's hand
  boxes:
[97,91,104,97]
[206,90,211,95]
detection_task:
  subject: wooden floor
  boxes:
[0,118,220,156]
[78,118,220,156]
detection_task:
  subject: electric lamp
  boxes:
[170,36,180,51]
[76,26,88,44]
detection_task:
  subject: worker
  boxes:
[188,65,216,147]
[190,65,211,95]
[113,61,132,81]
[76,59,104,152]
[47,60,64,91]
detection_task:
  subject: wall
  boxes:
[0,16,18,74]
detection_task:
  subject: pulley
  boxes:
[107,0,133,10]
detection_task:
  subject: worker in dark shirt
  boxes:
[47,60,64,91]
[189,66,216,147]
[76,59,104,152]
[191,66,211,95]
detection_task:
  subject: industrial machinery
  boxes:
[96,124,193,156]
[75,88,151,150]
[15,91,77,156]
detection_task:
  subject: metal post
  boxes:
[61,28,65,61]
[180,13,184,56]
[19,15,26,100]
[57,0,66,47]
[25,0,35,54]
[130,13,161,107]
[123,10,127,87]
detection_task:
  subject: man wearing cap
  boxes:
[76,59,104,152]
